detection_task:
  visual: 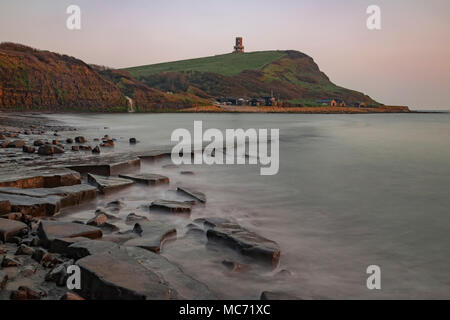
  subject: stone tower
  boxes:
[234,37,244,53]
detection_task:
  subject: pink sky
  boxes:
[1,0,449,109]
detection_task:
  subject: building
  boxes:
[316,99,346,107]
[234,37,244,53]
[335,99,346,107]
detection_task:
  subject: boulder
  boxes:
[75,136,87,143]
[201,218,281,268]
[66,138,74,144]
[177,186,207,203]
[86,213,107,227]
[38,144,64,155]
[71,146,79,151]
[22,146,35,153]
[118,173,169,186]
[129,138,137,144]
[37,221,102,247]
[6,140,25,148]
[0,219,28,242]
[87,173,134,195]
[15,244,35,256]
[92,146,101,154]
[33,140,45,147]
[124,221,176,253]
[149,200,192,214]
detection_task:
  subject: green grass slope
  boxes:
[124,50,379,106]
[126,51,287,77]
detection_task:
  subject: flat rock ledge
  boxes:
[124,220,177,253]
[87,173,134,194]
[118,173,169,186]
[177,186,206,203]
[0,184,98,217]
[198,218,281,268]
[149,200,192,215]
[0,167,81,189]
[37,220,102,248]
[75,246,216,300]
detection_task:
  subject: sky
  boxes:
[1,0,450,109]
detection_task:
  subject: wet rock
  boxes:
[129,138,137,144]
[118,173,169,186]
[22,146,35,153]
[149,200,192,214]
[87,174,134,195]
[10,286,42,300]
[124,221,177,253]
[66,240,118,260]
[20,236,40,247]
[37,221,102,248]
[94,209,120,221]
[201,218,281,268]
[0,141,10,148]
[1,212,22,221]
[0,219,28,242]
[105,200,125,210]
[125,213,148,223]
[99,222,120,233]
[100,234,135,244]
[86,213,107,227]
[1,255,21,267]
[6,140,26,148]
[92,146,101,154]
[66,138,74,144]
[33,140,45,147]
[65,153,141,176]
[45,260,74,286]
[60,292,84,300]
[177,186,207,203]
[0,199,11,214]
[38,144,64,155]
[52,140,59,145]
[0,134,5,140]
[15,244,35,256]
[49,237,90,254]
[0,167,81,188]
[0,184,97,217]
[21,265,38,277]
[79,145,92,151]
[101,140,114,148]
[31,247,49,263]
[71,146,79,151]
[260,291,300,300]
[75,136,87,143]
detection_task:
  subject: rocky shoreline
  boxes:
[0,112,293,300]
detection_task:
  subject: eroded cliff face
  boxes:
[0,43,127,111]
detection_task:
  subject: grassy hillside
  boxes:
[124,50,379,106]
[127,51,287,77]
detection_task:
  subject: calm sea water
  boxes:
[46,112,450,299]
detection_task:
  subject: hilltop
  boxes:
[125,50,379,106]
[0,43,208,112]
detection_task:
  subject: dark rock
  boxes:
[149,200,192,214]
[125,213,148,223]
[99,222,120,233]
[75,136,87,143]
[177,186,207,203]
[60,292,84,300]
[31,247,49,263]
[33,140,45,147]
[52,140,59,145]
[201,218,281,268]
[260,291,300,300]
[45,260,74,286]
[1,212,23,221]
[0,219,28,242]
[100,140,115,147]
[92,146,101,154]
[6,140,26,148]
[79,145,92,151]
[66,138,74,144]
[37,220,102,248]
[10,286,42,300]
[129,138,137,144]
[86,213,107,227]
[66,240,118,260]
[118,173,169,186]
[87,173,134,195]
[180,171,195,175]
[1,255,21,267]
[38,144,64,155]
[15,244,35,256]
[49,237,90,254]
[124,221,176,253]
[66,153,141,176]
[22,146,35,153]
